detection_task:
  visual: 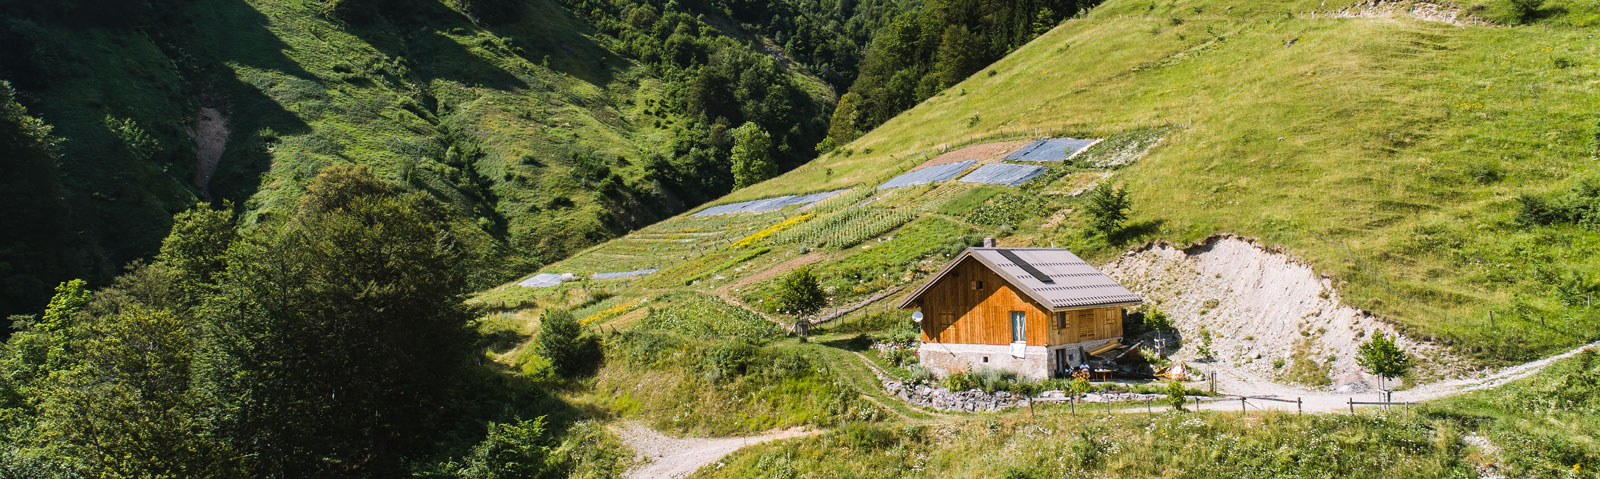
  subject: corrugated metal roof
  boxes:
[898,247,1142,310]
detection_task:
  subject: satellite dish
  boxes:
[911,311,924,323]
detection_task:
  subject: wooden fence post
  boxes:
[1297,397,1302,415]
[1348,398,1354,414]
[1240,397,1247,415]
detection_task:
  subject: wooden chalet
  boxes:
[898,241,1142,380]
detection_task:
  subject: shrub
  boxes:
[1466,160,1503,184]
[903,365,934,384]
[456,417,558,479]
[703,341,759,382]
[1083,183,1132,235]
[971,367,1019,393]
[1166,380,1187,411]
[1505,0,1544,23]
[942,371,976,391]
[773,267,826,316]
[1142,308,1173,333]
[537,309,599,376]
[1194,329,1215,362]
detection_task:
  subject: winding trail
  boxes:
[1180,339,1600,413]
[614,422,814,479]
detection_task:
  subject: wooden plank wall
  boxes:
[917,257,1123,346]
[918,257,1050,345]
[1046,307,1123,345]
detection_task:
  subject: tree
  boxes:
[826,92,864,146]
[1,280,90,394]
[537,308,596,376]
[1357,331,1412,391]
[196,164,474,476]
[1142,308,1173,333]
[933,24,981,87]
[730,122,776,188]
[1084,182,1132,236]
[773,267,826,317]
[1166,379,1187,411]
[156,203,237,302]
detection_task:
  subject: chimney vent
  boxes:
[982,237,996,248]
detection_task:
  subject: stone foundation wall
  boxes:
[917,342,1050,380]
[918,338,1121,380]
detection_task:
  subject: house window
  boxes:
[1055,312,1066,329]
[1010,311,1026,343]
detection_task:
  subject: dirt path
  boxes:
[720,252,824,293]
[614,422,814,479]
[1180,339,1600,413]
[190,106,230,199]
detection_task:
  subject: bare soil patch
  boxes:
[614,422,813,479]
[1102,234,1462,393]
[1328,0,1491,26]
[913,140,1030,170]
[190,106,230,198]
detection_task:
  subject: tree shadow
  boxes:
[1110,218,1166,246]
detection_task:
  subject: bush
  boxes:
[1194,329,1215,362]
[903,365,934,384]
[1143,308,1173,333]
[456,417,558,479]
[1166,380,1187,411]
[1466,160,1503,184]
[947,367,1021,394]
[773,267,826,316]
[703,341,759,382]
[1084,182,1132,236]
[537,309,599,376]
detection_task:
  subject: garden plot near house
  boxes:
[875,161,976,189]
[592,268,659,280]
[958,163,1047,186]
[691,189,849,216]
[1003,137,1102,162]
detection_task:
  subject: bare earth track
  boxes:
[614,422,814,479]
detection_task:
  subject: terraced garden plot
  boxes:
[690,189,849,216]
[771,208,918,249]
[1002,137,1102,162]
[958,163,1047,186]
[875,161,977,190]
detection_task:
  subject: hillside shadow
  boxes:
[177,0,316,206]
[351,1,528,92]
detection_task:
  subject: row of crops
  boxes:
[770,207,918,249]
[637,292,785,342]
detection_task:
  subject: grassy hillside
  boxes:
[699,348,1600,478]
[0,0,839,317]
[523,0,1600,365]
